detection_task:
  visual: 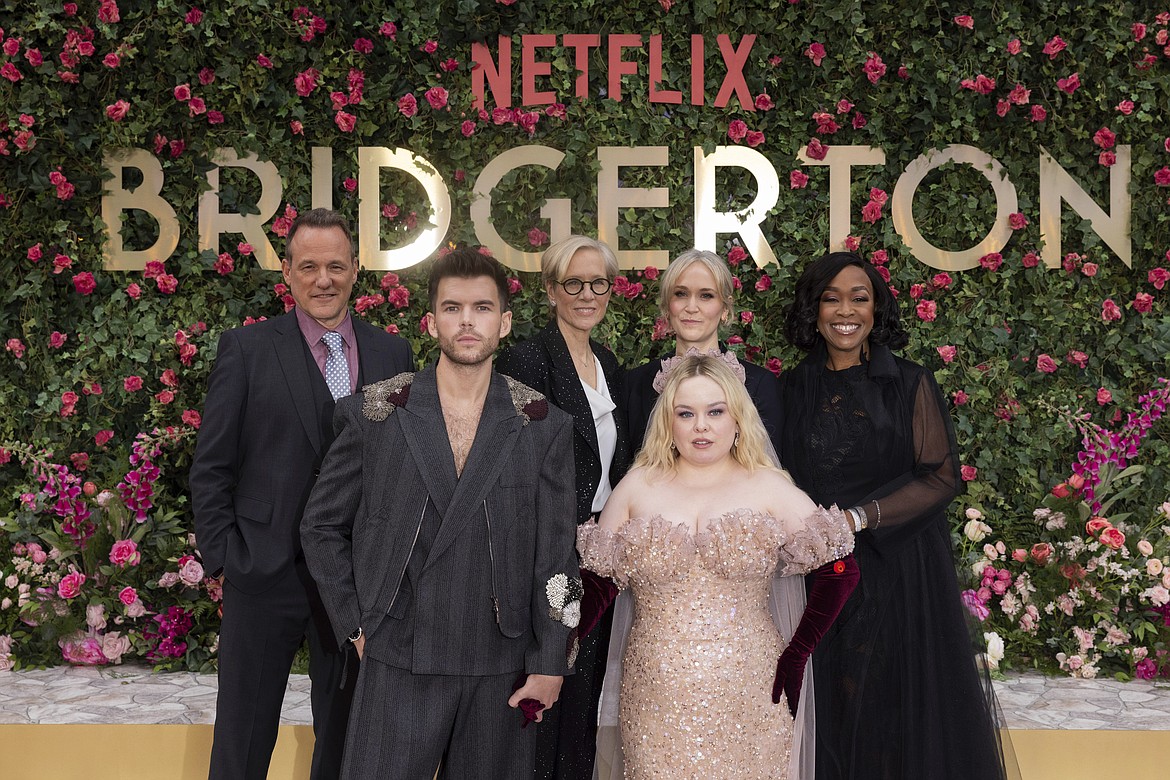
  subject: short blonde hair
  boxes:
[634,355,776,475]
[656,249,736,322]
[541,235,619,289]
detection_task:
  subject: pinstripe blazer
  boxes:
[300,365,580,677]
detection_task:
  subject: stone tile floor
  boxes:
[1,666,1168,729]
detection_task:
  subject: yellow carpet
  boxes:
[0,725,1166,779]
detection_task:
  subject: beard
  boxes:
[438,328,498,367]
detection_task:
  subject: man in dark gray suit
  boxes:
[301,248,580,778]
[190,208,412,779]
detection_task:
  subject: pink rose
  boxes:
[727,120,748,142]
[953,15,973,29]
[805,42,826,66]
[86,604,106,631]
[960,465,978,481]
[173,83,191,101]
[745,130,765,148]
[755,93,774,111]
[334,111,356,132]
[1098,151,1116,167]
[182,409,202,428]
[914,300,937,322]
[461,120,476,137]
[727,247,747,266]
[1149,267,1170,289]
[6,338,26,358]
[49,331,67,349]
[109,539,140,567]
[790,170,809,189]
[60,635,108,665]
[179,558,205,587]
[158,571,181,588]
[123,375,143,392]
[1096,387,1112,405]
[978,252,1003,271]
[1042,36,1067,59]
[1035,354,1057,373]
[101,632,130,664]
[1134,23,1148,41]
[58,571,86,599]
[72,272,96,295]
[936,345,957,363]
[1155,167,1170,187]
[1085,517,1112,536]
[1133,292,1154,313]
[187,97,206,116]
[844,235,861,252]
[294,68,320,97]
[1093,127,1116,149]
[852,112,867,129]
[1008,212,1028,230]
[118,586,138,606]
[1056,73,1080,94]
[1116,100,1134,115]
[1101,299,1122,322]
[256,53,273,68]
[1066,350,1088,368]
[397,93,418,117]
[755,274,772,292]
[425,86,448,110]
[1008,84,1030,105]
[105,99,130,122]
[185,8,203,25]
[1030,105,1047,122]
[126,599,146,618]
[862,51,886,84]
[805,137,828,160]
[1006,39,1022,55]
[1099,527,1126,550]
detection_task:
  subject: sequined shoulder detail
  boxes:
[694,509,787,579]
[577,516,694,588]
[779,505,855,576]
[504,375,548,425]
[361,372,414,421]
[578,521,624,586]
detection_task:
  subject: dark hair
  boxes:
[285,208,355,265]
[784,251,909,351]
[427,248,511,310]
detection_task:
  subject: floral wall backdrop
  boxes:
[1,1,1168,676]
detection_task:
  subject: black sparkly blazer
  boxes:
[497,320,631,525]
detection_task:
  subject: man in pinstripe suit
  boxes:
[301,248,580,778]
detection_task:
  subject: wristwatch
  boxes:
[347,626,363,643]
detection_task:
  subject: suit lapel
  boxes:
[396,367,458,519]
[273,312,323,456]
[353,319,389,387]
[542,323,600,459]
[425,371,524,566]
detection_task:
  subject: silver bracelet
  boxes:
[872,499,882,528]
[846,507,865,533]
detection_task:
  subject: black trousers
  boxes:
[209,562,354,780]
[342,656,536,779]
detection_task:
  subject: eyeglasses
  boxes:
[556,277,613,295]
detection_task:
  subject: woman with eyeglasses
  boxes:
[497,235,631,780]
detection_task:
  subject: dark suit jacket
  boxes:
[300,366,580,677]
[190,311,412,595]
[496,321,631,525]
[624,350,784,459]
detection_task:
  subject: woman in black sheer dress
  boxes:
[777,252,1010,780]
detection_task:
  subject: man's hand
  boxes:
[507,674,563,724]
[352,634,365,660]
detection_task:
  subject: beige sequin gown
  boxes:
[578,508,852,780]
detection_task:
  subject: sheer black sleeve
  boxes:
[857,371,960,539]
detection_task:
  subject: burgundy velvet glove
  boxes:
[511,675,544,729]
[772,554,860,716]
[580,568,619,638]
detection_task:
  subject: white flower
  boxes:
[561,600,581,629]
[984,632,1004,669]
[1138,539,1155,556]
[3,574,17,589]
[965,507,984,521]
[964,519,992,542]
[546,573,569,610]
[1149,559,1165,577]
[971,558,992,577]
[1142,585,1170,607]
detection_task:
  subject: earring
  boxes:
[549,300,557,307]
[734,431,740,446]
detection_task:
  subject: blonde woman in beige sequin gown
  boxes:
[578,356,854,779]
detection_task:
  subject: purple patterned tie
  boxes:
[321,332,350,401]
